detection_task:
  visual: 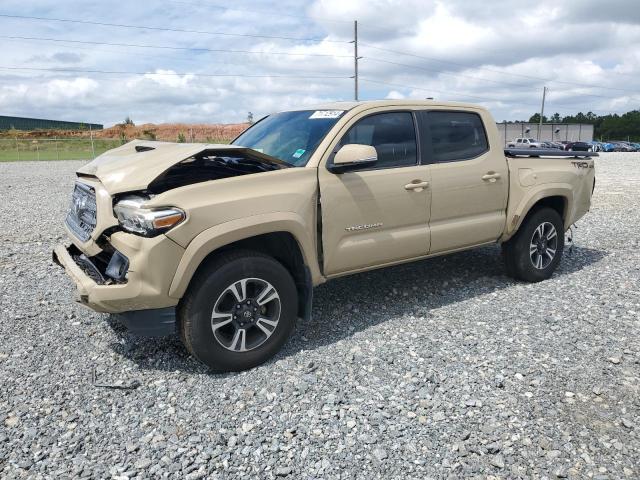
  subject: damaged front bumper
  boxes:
[53,230,185,336]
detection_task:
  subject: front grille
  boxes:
[65,182,97,242]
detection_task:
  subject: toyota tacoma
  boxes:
[53,100,596,371]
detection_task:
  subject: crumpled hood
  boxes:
[77,140,286,194]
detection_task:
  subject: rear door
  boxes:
[318,110,432,276]
[416,110,508,253]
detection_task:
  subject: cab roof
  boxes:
[284,99,485,113]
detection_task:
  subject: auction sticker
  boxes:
[309,110,344,119]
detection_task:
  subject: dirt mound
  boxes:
[98,123,249,142]
[0,123,250,142]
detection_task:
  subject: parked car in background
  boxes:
[612,142,635,152]
[549,142,565,150]
[589,141,603,152]
[632,143,640,151]
[565,141,592,152]
[599,142,615,152]
[617,141,640,152]
[506,137,544,148]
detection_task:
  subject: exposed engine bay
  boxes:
[147,148,291,194]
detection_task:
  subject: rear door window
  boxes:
[418,111,489,163]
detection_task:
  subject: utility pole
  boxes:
[353,20,359,101]
[538,86,547,140]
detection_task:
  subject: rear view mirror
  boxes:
[328,144,378,174]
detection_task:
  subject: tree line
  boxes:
[521,110,640,141]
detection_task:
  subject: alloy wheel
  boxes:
[210,278,281,352]
[529,222,558,270]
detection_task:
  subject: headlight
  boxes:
[113,196,185,237]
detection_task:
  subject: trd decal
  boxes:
[571,161,593,169]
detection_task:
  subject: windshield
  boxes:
[232,110,345,166]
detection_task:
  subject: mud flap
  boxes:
[298,266,313,322]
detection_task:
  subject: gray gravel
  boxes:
[1,153,639,479]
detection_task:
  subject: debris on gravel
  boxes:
[0,153,639,478]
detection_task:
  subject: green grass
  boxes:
[0,139,122,162]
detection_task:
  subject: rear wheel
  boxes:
[179,250,297,372]
[502,207,564,282]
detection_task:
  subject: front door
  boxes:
[318,110,432,276]
[416,109,508,253]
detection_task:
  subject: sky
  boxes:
[0,0,639,126]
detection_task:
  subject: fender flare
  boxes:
[168,212,322,299]
[502,184,574,241]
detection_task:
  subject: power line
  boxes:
[0,38,353,79]
[0,13,350,44]
[165,0,354,25]
[362,57,537,90]
[167,1,395,38]
[359,78,512,103]
[0,66,352,80]
[360,43,640,94]
[362,78,623,114]
[0,37,238,67]
[167,0,395,40]
[0,35,352,58]
[6,34,632,103]
[363,57,638,102]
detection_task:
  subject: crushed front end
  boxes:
[53,176,185,336]
[53,140,290,336]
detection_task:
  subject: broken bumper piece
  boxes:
[52,244,177,336]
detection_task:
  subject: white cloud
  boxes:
[412,3,494,51]
[385,90,405,99]
[142,70,195,88]
[0,77,98,109]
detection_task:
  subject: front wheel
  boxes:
[502,207,564,282]
[179,250,298,372]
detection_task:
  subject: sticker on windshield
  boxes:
[309,110,344,119]
[293,149,306,158]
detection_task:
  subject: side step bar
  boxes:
[505,148,598,158]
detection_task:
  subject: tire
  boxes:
[179,250,298,372]
[502,207,564,282]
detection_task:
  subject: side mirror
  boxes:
[328,144,378,174]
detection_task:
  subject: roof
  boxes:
[284,99,485,113]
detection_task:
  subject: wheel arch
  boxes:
[530,195,567,222]
[503,188,572,241]
[169,214,322,319]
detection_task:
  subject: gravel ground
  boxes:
[0,153,639,479]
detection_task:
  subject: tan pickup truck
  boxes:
[53,100,596,371]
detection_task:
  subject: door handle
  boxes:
[404,180,429,191]
[482,172,501,182]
